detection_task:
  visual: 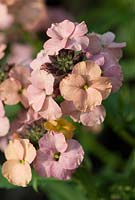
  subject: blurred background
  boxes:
[0,0,134,199]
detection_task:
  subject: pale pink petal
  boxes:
[0,116,10,137]
[67,36,89,51]
[59,139,84,170]
[54,133,68,153]
[72,21,88,37]
[27,85,46,112]
[72,61,101,80]
[2,160,32,187]
[4,139,24,160]
[91,77,112,99]
[39,96,62,120]
[0,78,21,105]
[80,105,106,127]
[47,20,75,39]
[60,74,86,101]
[39,132,56,150]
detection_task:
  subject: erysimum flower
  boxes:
[34,132,84,180]
[88,32,126,59]
[44,20,89,55]
[60,61,112,112]
[27,69,62,120]
[61,100,106,127]
[0,44,6,60]
[2,139,36,187]
[0,100,10,137]
[0,3,14,30]
[0,66,30,107]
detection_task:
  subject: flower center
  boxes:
[53,152,61,161]
[83,84,89,90]
[20,160,25,164]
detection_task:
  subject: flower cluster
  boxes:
[0,19,126,187]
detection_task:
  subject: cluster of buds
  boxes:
[0,19,126,187]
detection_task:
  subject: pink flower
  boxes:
[27,69,62,120]
[60,61,112,112]
[2,139,36,187]
[44,20,89,55]
[8,43,33,66]
[61,100,106,127]
[0,3,14,30]
[0,100,10,137]
[0,44,6,60]
[88,32,126,59]
[0,66,31,107]
[34,132,84,180]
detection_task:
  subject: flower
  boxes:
[0,3,14,30]
[0,44,6,60]
[8,43,33,66]
[44,20,89,55]
[0,100,10,137]
[60,61,112,112]
[2,139,36,187]
[61,100,106,127]
[0,66,30,107]
[27,69,62,120]
[45,118,75,139]
[34,132,84,180]
[87,32,126,59]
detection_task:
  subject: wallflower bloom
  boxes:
[0,100,10,137]
[8,44,33,66]
[2,139,36,187]
[88,32,126,59]
[34,132,84,180]
[61,100,106,127]
[0,66,30,107]
[60,61,112,112]
[44,20,89,55]
[0,3,14,30]
[27,69,62,120]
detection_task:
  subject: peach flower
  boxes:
[60,61,112,112]
[2,139,36,187]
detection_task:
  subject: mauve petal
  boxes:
[0,78,21,105]
[86,87,102,111]
[80,105,106,127]
[0,116,10,136]
[101,32,115,45]
[88,33,102,54]
[107,42,126,48]
[90,77,112,99]
[2,160,32,187]
[39,132,56,150]
[61,100,81,122]
[39,97,62,120]
[67,36,89,51]
[60,74,86,101]
[33,150,53,177]
[59,139,84,170]
[27,85,46,112]
[91,54,105,66]
[51,161,71,180]
[54,133,68,153]
[72,61,101,81]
